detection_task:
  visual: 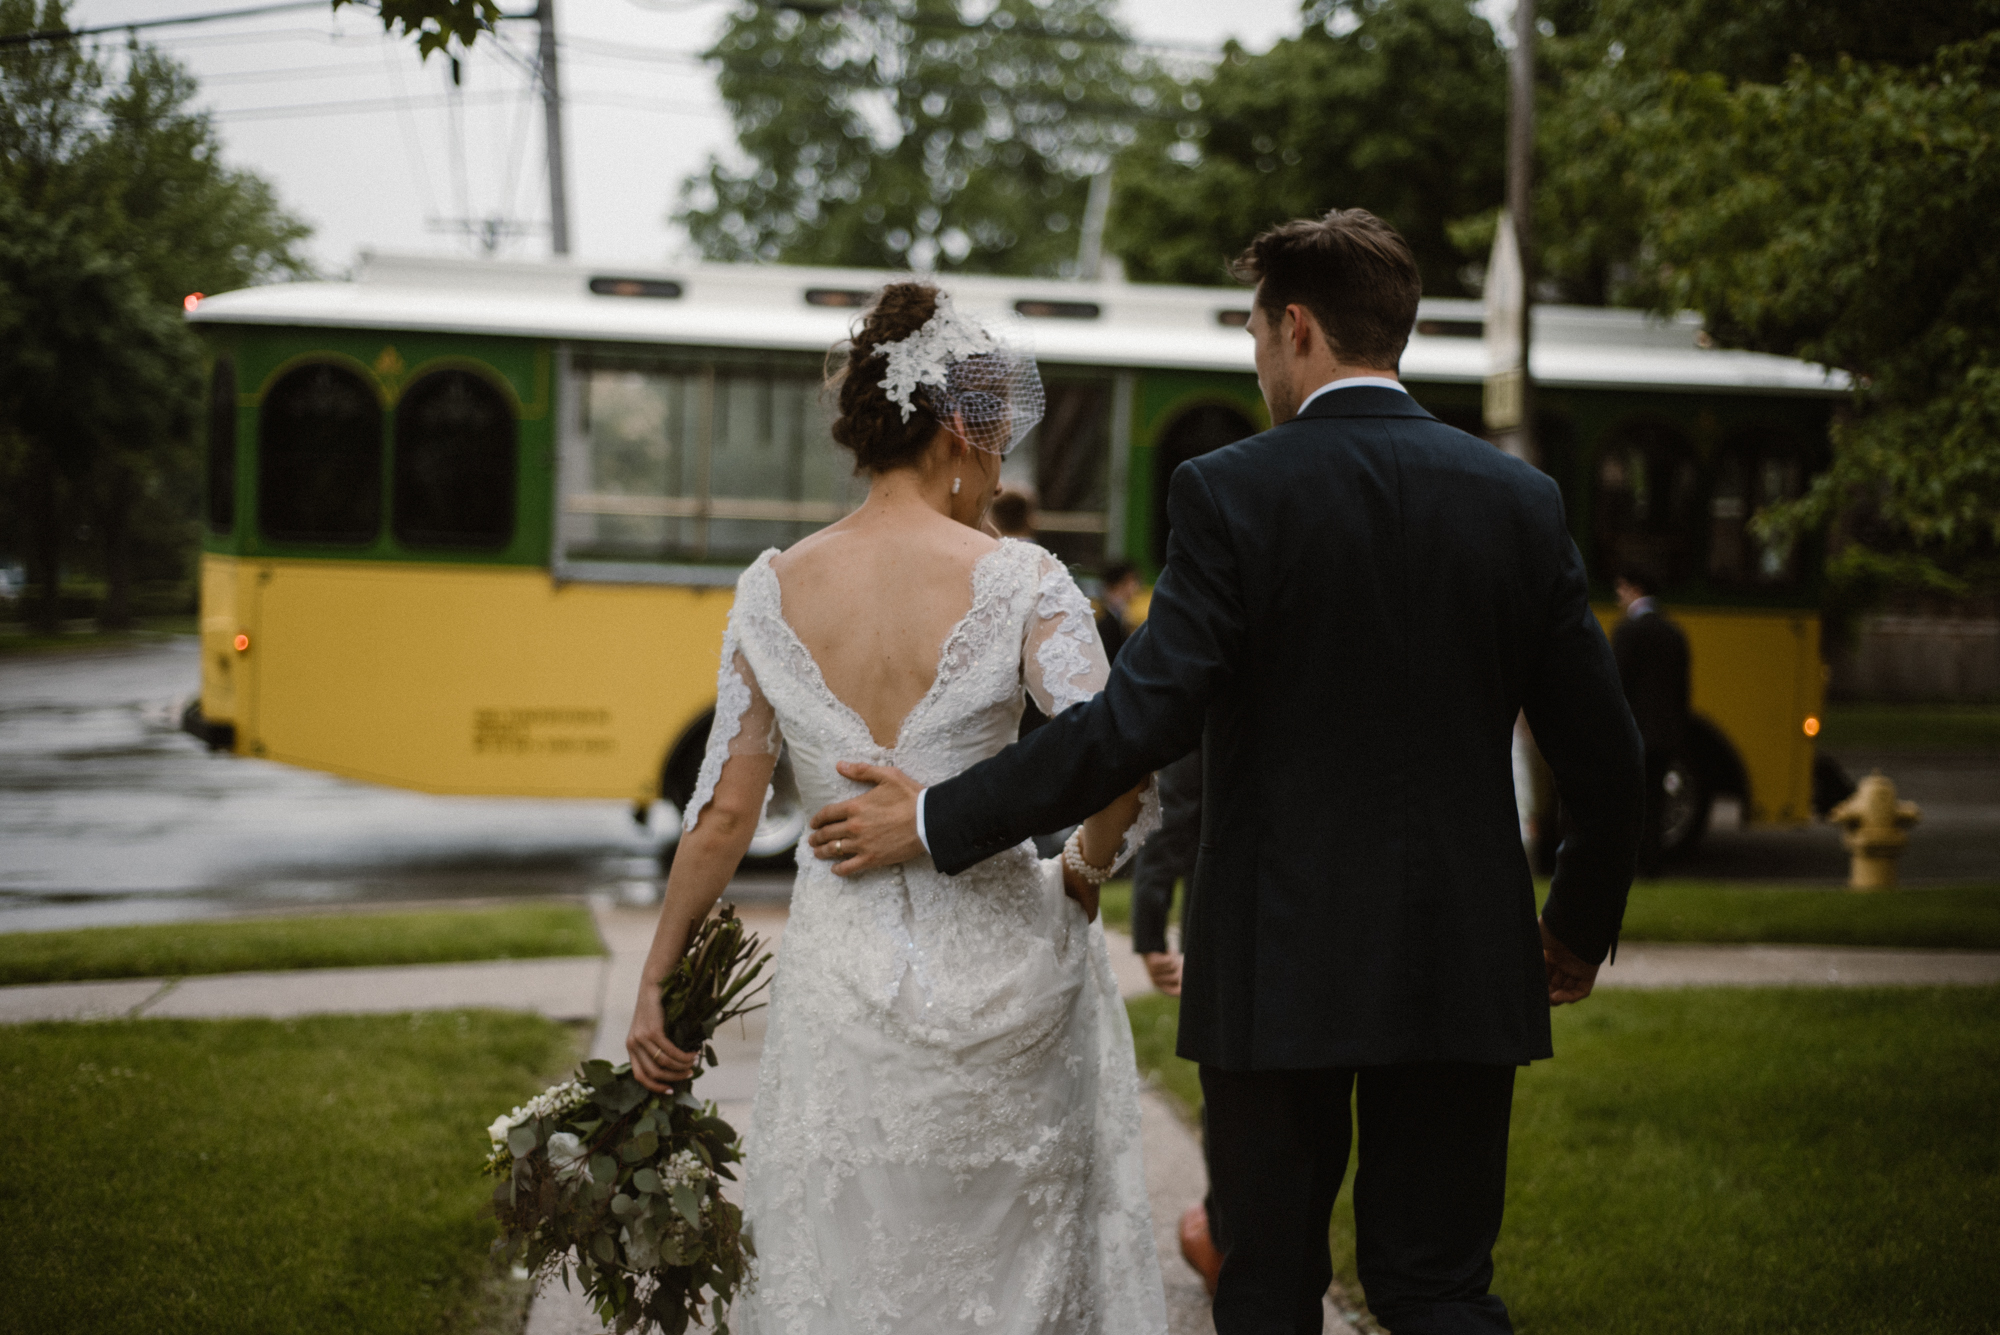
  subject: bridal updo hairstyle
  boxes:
[1229,208,1422,370]
[829,281,946,474]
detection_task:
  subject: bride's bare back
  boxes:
[771,506,999,749]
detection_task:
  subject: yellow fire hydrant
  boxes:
[1827,772,1922,891]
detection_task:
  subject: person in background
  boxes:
[1613,564,1691,877]
[1129,742,1223,1292]
[989,485,1038,541]
[1096,560,1139,661]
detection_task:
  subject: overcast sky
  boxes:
[65,0,1345,278]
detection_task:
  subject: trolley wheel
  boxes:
[656,709,805,869]
[1658,756,1711,856]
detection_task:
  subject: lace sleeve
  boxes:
[682,626,782,833]
[1021,553,1161,869]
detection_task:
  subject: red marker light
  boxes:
[184,293,203,312]
[233,633,250,653]
[1803,716,1820,737]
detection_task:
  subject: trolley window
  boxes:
[561,352,865,568]
[1150,403,1257,566]
[393,368,517,549]
[257,362,382,545]
[205,357,236,534]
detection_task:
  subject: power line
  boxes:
[0,0,344,48]
[199,85,729,121]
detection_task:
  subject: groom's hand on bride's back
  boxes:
[808,761,926,875]
[1539,917,1601,1005]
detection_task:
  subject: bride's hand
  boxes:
[627,985,698,1094]
[1061,860,1100,923]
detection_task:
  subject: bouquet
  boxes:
[484,905,773,1334]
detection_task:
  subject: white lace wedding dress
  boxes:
[681,537,1167,1335]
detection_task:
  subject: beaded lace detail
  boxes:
[683,538,1165,1335]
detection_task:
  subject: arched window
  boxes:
[257,362,382,544]
[393,368,517,549]
[205,358,236,534]
[1153,403,1256,565]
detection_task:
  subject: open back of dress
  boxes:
[686,538,1165,1335]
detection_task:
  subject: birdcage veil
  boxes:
[873,291,1045,456]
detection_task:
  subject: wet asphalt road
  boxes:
[1,639,1995,933]
[0,639,713,933]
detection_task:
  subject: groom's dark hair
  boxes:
[1230,209,1422,369]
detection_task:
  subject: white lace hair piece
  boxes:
[871,290,1046,455]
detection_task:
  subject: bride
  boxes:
[624,281,1169,1335]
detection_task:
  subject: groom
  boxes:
[806,209,1643,1334]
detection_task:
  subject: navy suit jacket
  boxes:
[925,387,1644,1069]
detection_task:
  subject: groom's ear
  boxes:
[1285,303,1316,356]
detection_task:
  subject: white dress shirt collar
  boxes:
[1297,376,1409,417]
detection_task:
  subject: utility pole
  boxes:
[536,0,571,256]
[1483,0,1537,464]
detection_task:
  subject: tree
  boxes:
[1106,0,1506,293]
[0,202,199,631]
[1535,0,2000,304]
[1613,35,2000,596]
[676,0,1152,276]
[0,0,310,629]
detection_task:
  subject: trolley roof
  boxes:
[188,252,1847,397]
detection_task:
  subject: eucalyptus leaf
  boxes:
[632,1168,662,1194]
[672,1184,703,1228]
[508,1125,538,1157]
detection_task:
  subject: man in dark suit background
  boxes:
[1611,565,1691,877]
[806,210,1644,1334]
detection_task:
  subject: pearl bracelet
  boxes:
[1062,828,1116,887]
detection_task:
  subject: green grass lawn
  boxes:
[1820,702,2000,753]
[0,903,603,986]
[1110,879,2000,951]
[1099,880,1136,933]
[0,1010,578,1334]
[1130,987,2000,1334]
[0,616,197,653]
[1612,880,2000,950]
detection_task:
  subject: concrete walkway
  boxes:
[1596,941,2000,988]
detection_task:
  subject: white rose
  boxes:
[488,1115,517,1146]
[546,1131,588,1178]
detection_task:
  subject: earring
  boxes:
[952,477,962,495]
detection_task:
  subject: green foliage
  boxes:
[489,1073,752,1335]
[1108,0,1506,294]
[0,0,310,627]
[1535,0,2000,305]
[678,0,1150,275]
[1131,988,2000,1332]
[1820,703,2000,754]
[0,1010,574,1334]
[484,908,771,1333]
[1619,36,2000,588]
[336,0,501,60]
[0,903,604,986]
